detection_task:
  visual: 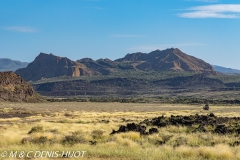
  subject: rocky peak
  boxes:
[115,52,147,62]
[115,48,218,75]
[15,53,92,81]
[96,58,112,62]
[78,58,95,63]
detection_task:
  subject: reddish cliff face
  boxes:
[116,48,218,75]
[0,71,42,102]
[15,53,92,81]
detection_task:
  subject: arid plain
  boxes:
[1,102,240,160]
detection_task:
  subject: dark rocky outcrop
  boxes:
[111,113,240,136]
[0,71,43,102]
[203,104,210,110]
[111,122,158,135]
[140,114,240,134]
[15,53,92,81]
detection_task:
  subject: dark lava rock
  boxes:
[149,128,158,134]
[214,124,228,134]
[111,123,147,135]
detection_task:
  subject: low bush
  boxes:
[91,130,104,139]
[62,135,87,145]
[28,126,44,134]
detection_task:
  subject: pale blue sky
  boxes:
[0,0,240,68]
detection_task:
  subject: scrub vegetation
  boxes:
[1,102,240,159]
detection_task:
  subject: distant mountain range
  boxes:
[212,65,240,74]
[0,58,28,72]
[1,49,240,81]
[2,49,240,98]
[15,48,219,81]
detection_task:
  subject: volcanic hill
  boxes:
[0,71,43,102]
[15,53,92,81]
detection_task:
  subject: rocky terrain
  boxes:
[0,71,43,102]
[112,113,240,146]
[77,58,135,75]
[15,53,92,81]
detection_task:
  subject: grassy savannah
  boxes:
[1,102,240,160]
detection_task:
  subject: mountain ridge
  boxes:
[115,48,217,75]
[212,65,240,74]
[15,48,218,81]
[0,58,29,72]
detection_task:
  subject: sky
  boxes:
[0,0,240,69]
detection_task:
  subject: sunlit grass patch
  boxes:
[198,144,233,160]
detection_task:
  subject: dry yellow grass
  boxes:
[0,102,240,159]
